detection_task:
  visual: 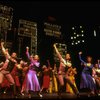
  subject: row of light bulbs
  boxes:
[71,40,85,45]
[71,26,85,46]
[71,34,84,39]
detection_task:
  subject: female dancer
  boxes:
[79,51,96,95]
[24,47,42,98]
[11,60,27,95]
[40,65,50,93]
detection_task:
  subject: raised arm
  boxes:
[53,44,67,66]
[79,52,86,64]
[47,60,51,69]
[53,44,63,60]
[26,47,30,59]
[98,60,100,68]
[1,42,5,53]
[1,42,10,59]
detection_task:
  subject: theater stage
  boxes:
[0,92,100,99]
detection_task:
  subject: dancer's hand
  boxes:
[26,46,29,51]
[98,60,100,63]
[1,42,4,46]
[79,51,82,55]
[53,43,56,48]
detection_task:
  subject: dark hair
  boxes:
[86,56,92,63]
[87,56,92,59]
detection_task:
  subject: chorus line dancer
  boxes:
[53,44,79,96]
[79,51,96,96]
[1,42,17,97]
[40,64,50,93]
[22,47,42,98]
[11,60,27,95]
[92,62,100,95]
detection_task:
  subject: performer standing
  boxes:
[53,44,79,96]
[40,65,50,93]
[25,47,42,98]
[11,60,27,95]
[92,62,100,94]
[79,51,96,95]
[0,42,17,97]
[66,67,78,94]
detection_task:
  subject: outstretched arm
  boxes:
[98,60,100,68]
[47,60,51,69]
[53,44,63,60]
[53,44,67,65]
[79,52,86,64]
[1,42,17,63]
[1,42,10,59]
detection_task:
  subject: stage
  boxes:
[0,92,100,99]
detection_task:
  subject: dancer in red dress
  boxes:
[11,60,27,95]
[40,65,50,93]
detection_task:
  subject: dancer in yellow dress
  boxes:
[66,67,78,94]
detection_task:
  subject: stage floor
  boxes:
[0,92,100,99]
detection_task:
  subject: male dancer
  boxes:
[1,42,17,97]
[53,44,79,96]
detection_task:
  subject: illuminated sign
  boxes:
[44,22,61,37]
[0,4,13,31]
[18,19,37,37]
[18,19,37,56]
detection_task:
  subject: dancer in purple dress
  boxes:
[25,47,42,98]
[79,52,96,95]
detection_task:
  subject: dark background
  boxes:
[0,0,100,90]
